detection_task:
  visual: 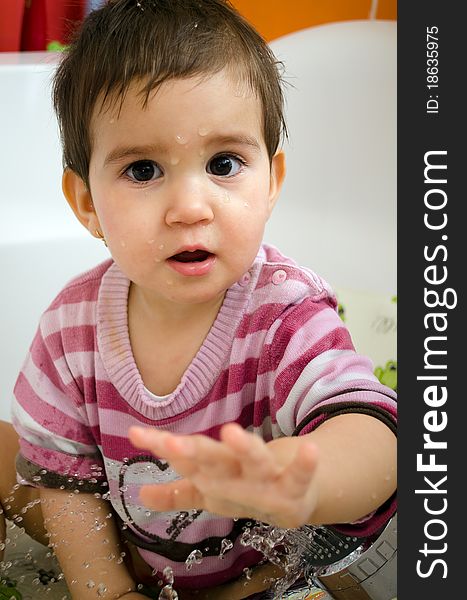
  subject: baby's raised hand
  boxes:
[128,423,318,528]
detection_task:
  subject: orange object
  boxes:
[0,0,25,52]
[231,0,396,41]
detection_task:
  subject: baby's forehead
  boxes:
[92,71,263,134]
[89,71,267,153]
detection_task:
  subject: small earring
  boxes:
[95,229,108,247]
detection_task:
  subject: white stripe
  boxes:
[54,351,108,383]
[40,300,97,336]
[276,349,377,435]
[231,318,281,362]
[248,278,316,314]
[11,400,97,455]
[20,354,88,424]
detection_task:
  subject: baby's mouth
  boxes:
[169,249,213,263]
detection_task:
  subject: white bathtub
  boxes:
[0,21,396,421]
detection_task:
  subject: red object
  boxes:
[0,1,25,51]
[21,0,47,51]
[45,0,85,46]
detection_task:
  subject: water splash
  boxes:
[158,566,178,599]
[218,538,233,559]
[185,549,203,571]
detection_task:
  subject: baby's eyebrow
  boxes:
[208,134,261,152]
[103,134,261,167]
[104,144,167,166]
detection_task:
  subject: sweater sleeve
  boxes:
[11,303,107,494]
[266,294,397,535]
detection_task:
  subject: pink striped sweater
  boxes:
[12,244,397,589]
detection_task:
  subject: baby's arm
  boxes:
[40,487,148,599]
[129,413,396,529]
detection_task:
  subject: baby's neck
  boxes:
[128,283,226,329]
[128,284,226,396]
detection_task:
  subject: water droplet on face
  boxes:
[86,579,95,589]
[158,244,164,250]
[243,202,249,208]
[97,582,108,596]
[222,192,230,204]
[198,126,210,136]
[170,156,180,165]
[175,134,187,145]
[147,239,155,245]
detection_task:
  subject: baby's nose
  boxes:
[165,179,214,226]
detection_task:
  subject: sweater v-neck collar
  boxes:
[96,256,262,420]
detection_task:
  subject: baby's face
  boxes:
[87,70,284,307]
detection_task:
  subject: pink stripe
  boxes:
[235,303,286,338]
[28,331,65,393]
[47,260,111,309]
[139,545,262,587]
[19,439,104,480]
[44,325,96,359]
[15,373,95,446]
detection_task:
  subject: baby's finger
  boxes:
[280,441,318,496]
[128,426,171,456]
[220,423,278,478]
[139,479,204,512]
[129,426,239,478]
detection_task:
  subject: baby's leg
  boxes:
[0,420,48,562]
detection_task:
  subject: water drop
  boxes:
[198,126,209,136]
[162,566,174,585]
[219,538,233,558]
[185,549,203,570]
[158,586,179,599]
[97,582,108,596]
[86,579,95,589]
[170,156,180,165]
[175,134,187,145]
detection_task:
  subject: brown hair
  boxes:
[52,0,287,188]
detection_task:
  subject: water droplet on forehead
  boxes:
[97,583,108,596]
[175,134,187,145]
[198,126,209,136]
[170,156,180,165]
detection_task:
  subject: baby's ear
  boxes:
[62,168,100,235]
[267,150,286,215]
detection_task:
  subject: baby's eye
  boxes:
[124,160,162,182]
[207,154,244,177]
